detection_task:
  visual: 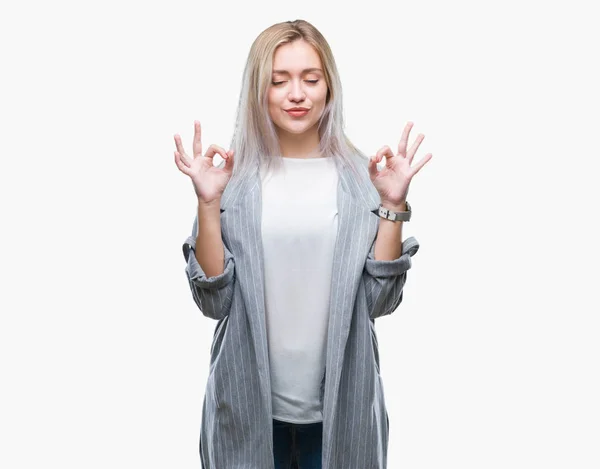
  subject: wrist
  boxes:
[380,200,407,212]
[198,197,222,209]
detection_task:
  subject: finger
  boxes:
[410,153,433,176]
[375,145,395,167]
[398,121,414,156]
[174,150,191,175]
[224,149,235,171]
[368,154,379,179]
[174,134,190,163]
[193,120,202,158]
[407,133,425,164]
[204,144,229,163]
[175,150,190,168]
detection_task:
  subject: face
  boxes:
[267,39,328,137]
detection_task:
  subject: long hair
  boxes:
[227,19,369,184]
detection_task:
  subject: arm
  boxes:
[373,200,407,261]
[182,198,236,320]
[363,203,420,319]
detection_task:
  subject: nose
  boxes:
[288,80,306,102]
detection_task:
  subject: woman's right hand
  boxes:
[173,120,234,203]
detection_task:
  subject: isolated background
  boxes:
[1,0,599,467]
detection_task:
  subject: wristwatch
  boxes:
[376,201,411,222]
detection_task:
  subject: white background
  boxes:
[1,0,599,467]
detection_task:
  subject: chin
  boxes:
[286,126,311,134]
[275,122,313,135]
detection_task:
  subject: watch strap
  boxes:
[376,201,411,222]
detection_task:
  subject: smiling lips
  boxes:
[285,108,309,117]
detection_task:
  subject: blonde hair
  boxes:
[228,19,368,183]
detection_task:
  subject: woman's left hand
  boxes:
[368,121,433,209]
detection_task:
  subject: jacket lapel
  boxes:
[218,166,274,428]
[321,162,381,465]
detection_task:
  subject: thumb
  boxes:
[368,155,378,180]
[225,150,235,170]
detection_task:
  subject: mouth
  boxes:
[285,109,310,117]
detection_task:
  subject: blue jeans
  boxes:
[272,418,323,469]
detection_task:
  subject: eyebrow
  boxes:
[272,68,323,74]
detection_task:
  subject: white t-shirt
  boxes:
[260,155,339,423]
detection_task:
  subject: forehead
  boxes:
[272,40,323,74]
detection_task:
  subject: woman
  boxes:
[173,19,431,469]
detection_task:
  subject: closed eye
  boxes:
[271,80,320,85]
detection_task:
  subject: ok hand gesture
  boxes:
[173,120,235,203]
[368,121,432,209]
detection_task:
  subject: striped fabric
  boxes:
[182,156,420,468]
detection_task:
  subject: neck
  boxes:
[276,125,321,158]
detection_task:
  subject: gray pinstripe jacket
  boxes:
[182,156,420,468]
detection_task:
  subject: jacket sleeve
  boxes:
[362,235,419,320]
[182,214,236,320]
